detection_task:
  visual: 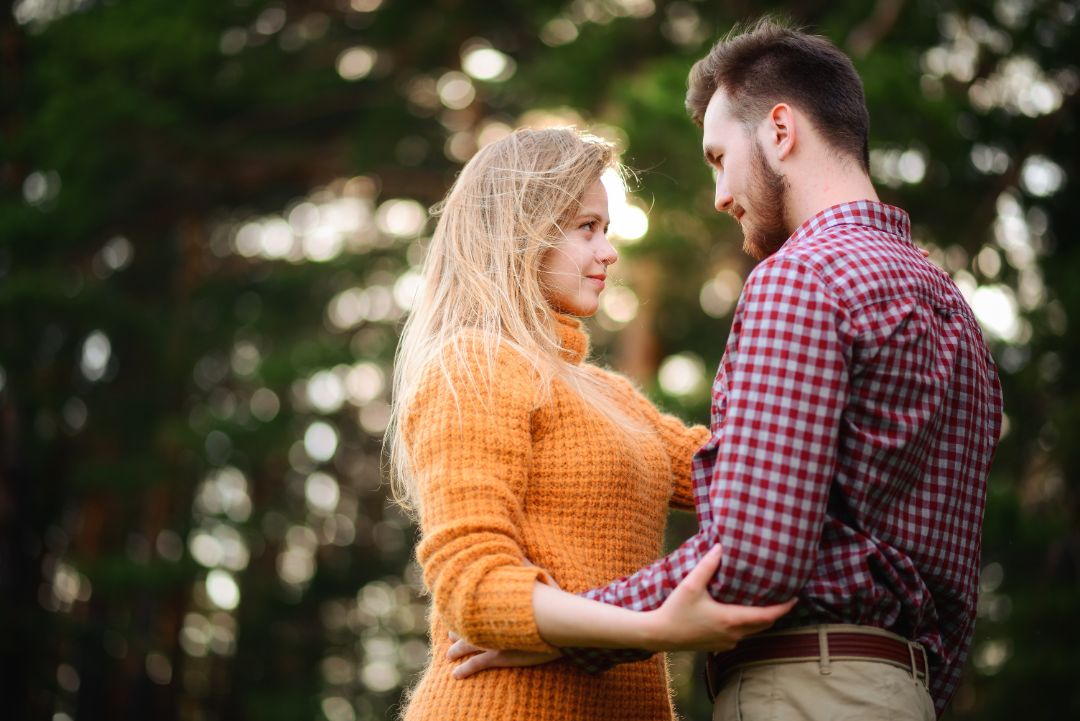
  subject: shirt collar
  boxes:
[553,313,589,364]
[784,200,912,249]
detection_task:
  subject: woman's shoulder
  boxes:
[414,332,539,404]
[439,331,535,375]
[582,362,640,399]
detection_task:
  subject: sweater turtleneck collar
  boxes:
[553,313,589,364]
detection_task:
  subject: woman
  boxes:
[387,127,791,721]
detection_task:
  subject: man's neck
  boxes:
[785,165,880,233]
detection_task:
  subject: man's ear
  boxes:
[767,103,796,161]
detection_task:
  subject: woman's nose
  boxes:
[597,236,618,266]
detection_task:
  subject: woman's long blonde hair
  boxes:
[386,126,650,513]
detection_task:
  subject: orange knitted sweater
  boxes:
[400,315,709,721]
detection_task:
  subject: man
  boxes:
[454,18,1002,720]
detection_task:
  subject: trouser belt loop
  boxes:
[818,626,831,675]
[910,641,930,689]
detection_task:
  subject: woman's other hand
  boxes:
[447,632,561,679]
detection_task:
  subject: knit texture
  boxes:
[400,314,708,721]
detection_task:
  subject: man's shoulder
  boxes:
[753,225,950,308]
[743,244,836,296]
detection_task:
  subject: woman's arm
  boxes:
[532,546,794,650]
[407,340,556,654]
[448,546,795,677]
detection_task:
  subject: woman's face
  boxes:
[539,179,618,317]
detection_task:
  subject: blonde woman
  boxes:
[387,127,792,721]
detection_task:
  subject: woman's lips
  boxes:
[586,275,606,289]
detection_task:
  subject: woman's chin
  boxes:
[546,301,597,318]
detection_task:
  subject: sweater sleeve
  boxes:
[405,339,556,654]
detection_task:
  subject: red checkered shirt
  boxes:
[569,201,1002,717]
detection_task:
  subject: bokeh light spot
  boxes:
[337,46,377,81]
[375,199,427,238]
[80,330,111,382]
[436,71,476,109]
[205,570,240,610]
[658,353,707,397]
[462,46,515,82]
[304,421,339,462]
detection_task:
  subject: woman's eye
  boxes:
[580,220,596,231]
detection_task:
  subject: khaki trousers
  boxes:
[711,658,936,721]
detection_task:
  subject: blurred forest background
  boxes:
[1,0,1076,719]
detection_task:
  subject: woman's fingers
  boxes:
[446,637,482,661]
[451,650,497,679]
[727,597,798,625]
[681,545,723,590]
[450,648,562,678]
[720,598,798,636]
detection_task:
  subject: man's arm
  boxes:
[567,256,852,668]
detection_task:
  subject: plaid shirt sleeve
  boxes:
[564,256,850,670]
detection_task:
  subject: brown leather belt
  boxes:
[705,625,930,703]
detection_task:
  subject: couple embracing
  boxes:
[386,18,1002,721]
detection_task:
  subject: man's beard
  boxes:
[737,139,791,260]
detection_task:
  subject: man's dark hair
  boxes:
[687,17,870,172]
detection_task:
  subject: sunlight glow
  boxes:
[345,363,385,405]
[1020,155,1065,197]
[699,269,744,318]
[305,471,341,514]
[307,370,347,414]
[870,147,927,188]
[658,353,707,397]
[80,330,111,382]
[206,570,240,610]
[462,45,515,82]
[436,72,476,109]
[971,284,1021,342]
[304,421,339,462]
[337,46,377,81]
[375,199,427,238]
[602,169,649,242]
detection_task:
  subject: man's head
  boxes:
[688,19,872,258]
[687,18,870,170]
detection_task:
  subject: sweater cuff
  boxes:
[460,564,558,654]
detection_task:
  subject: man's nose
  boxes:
[714,179,733,213]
